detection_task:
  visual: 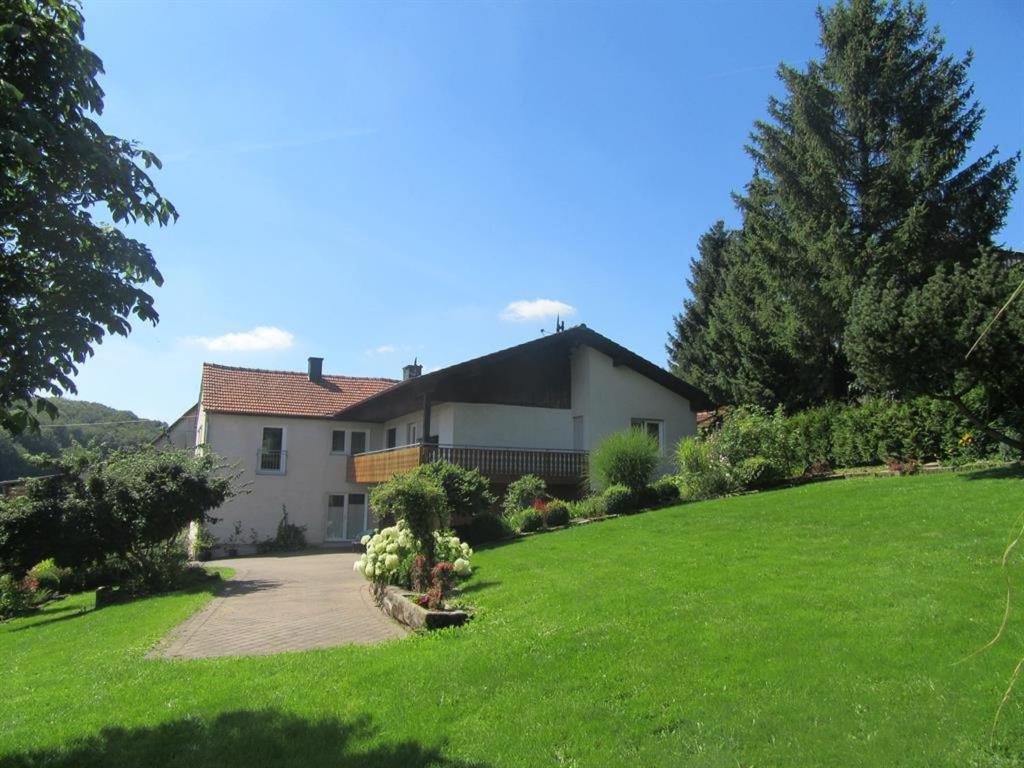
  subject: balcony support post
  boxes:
[422,393,432,444]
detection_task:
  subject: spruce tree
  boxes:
[669,0,1019,440]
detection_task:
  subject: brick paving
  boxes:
[151,551,407,659]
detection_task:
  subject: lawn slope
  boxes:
[1,470,1022,767]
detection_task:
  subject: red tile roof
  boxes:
[200,363,398,419]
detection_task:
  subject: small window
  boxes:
[350,431,367,455]
[406,422,418,445]
[631,418,664,454]
[386,427,397,449]
[328,494,346,508]
[331,430,346,454]
[348,493,366,505]
[259,427,285,472]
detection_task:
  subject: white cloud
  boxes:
[183,326,295,352]
[500,299,577,323]
[371,344,397,355]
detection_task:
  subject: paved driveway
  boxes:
[151,551,407,659]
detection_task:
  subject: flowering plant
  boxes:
[354,520,472,591]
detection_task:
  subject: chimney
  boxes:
[402,358,422,381]
[307,357,323,382]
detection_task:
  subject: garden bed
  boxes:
[378,585,471,630]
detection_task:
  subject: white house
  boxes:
[174,326,709,548]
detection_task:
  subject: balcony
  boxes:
[257,449,287,474]
[349,443,588,485]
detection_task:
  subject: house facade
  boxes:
[178,326,709,548]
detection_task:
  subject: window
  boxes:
[631,418,664,454]
[386,427,397,449]
[406,422,418,445]
[331,430,346,454]
[259,427,286,472]
[350,431,367,455]
[326,494,346,541]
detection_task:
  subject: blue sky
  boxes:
[72,0,1023,423]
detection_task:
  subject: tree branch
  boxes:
[941,392,1024,453]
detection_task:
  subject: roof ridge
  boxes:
[201,362,399,382]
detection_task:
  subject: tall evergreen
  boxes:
[670,0,1019,432]
[666,221,733,402]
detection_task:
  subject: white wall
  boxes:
[571,345,696,485]
[384,403,454,446]
[202,412,379,545]
[449,403,572,449]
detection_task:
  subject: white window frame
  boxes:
[631,418,665,455]
[257,425,287,474]
[406,422,418,445]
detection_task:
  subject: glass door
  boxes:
[326,495,345,541]
[345,493,367,540]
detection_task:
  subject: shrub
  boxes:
[503,474,547,518]
[569,495,605,519]
[256,507,307,554]
[354,521,472,591]
[591,429,660,492]
[417,561,458,610]
[193,525,217,561]
[0,573,34,619]
[545,500,571,527]
[510,508,544,533]
[455,514,514,545]
[713,406,795,484]
[0,446,234,583]
[410,461,496,518]
[675,437,738,500]
[602,484,636,516]
[113,538,191,595]
[371,472,449,569]
[650,477,681,505]
[27,558,67,592]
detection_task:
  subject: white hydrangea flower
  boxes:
[453,558,471,576]
[354,560,364,573]
[360,534,371,546]
[385,553,400,569]
[364,564,375,578]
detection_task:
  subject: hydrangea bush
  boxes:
[354,520,472,589]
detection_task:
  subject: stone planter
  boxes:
[379,585,470,630]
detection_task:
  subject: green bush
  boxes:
[714,406,795,484]
[650,477,681,505]
[455,514,514,545]
[591,429,660,492]
[602,484,636,516]
[502,475,547,518]
[0,446,234,583]
[545,500,571,527]
[193,525,217,561]
[370,472,449,568]
[510,508,544,533]
[569,495,604,519]
[26,558,67,592]
[112,538,191,595]
[256,507,307,554]
[410,461,496,518]
[0,573,33,619]
[676,437,738,500]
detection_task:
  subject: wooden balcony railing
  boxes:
[349,443,588,485]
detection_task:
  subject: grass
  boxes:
[1,469,1022,767]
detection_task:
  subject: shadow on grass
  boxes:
[8,574,232,634]
[457,580,501,596]
[0,710,488,768]
[959,463,1024,481]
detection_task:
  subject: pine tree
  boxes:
[669,0,1019,438]
[666,221,733,401]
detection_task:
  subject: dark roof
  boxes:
[334,325,711,421]
[200,363,398,418]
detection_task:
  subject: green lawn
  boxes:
[1,470,1022,767]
